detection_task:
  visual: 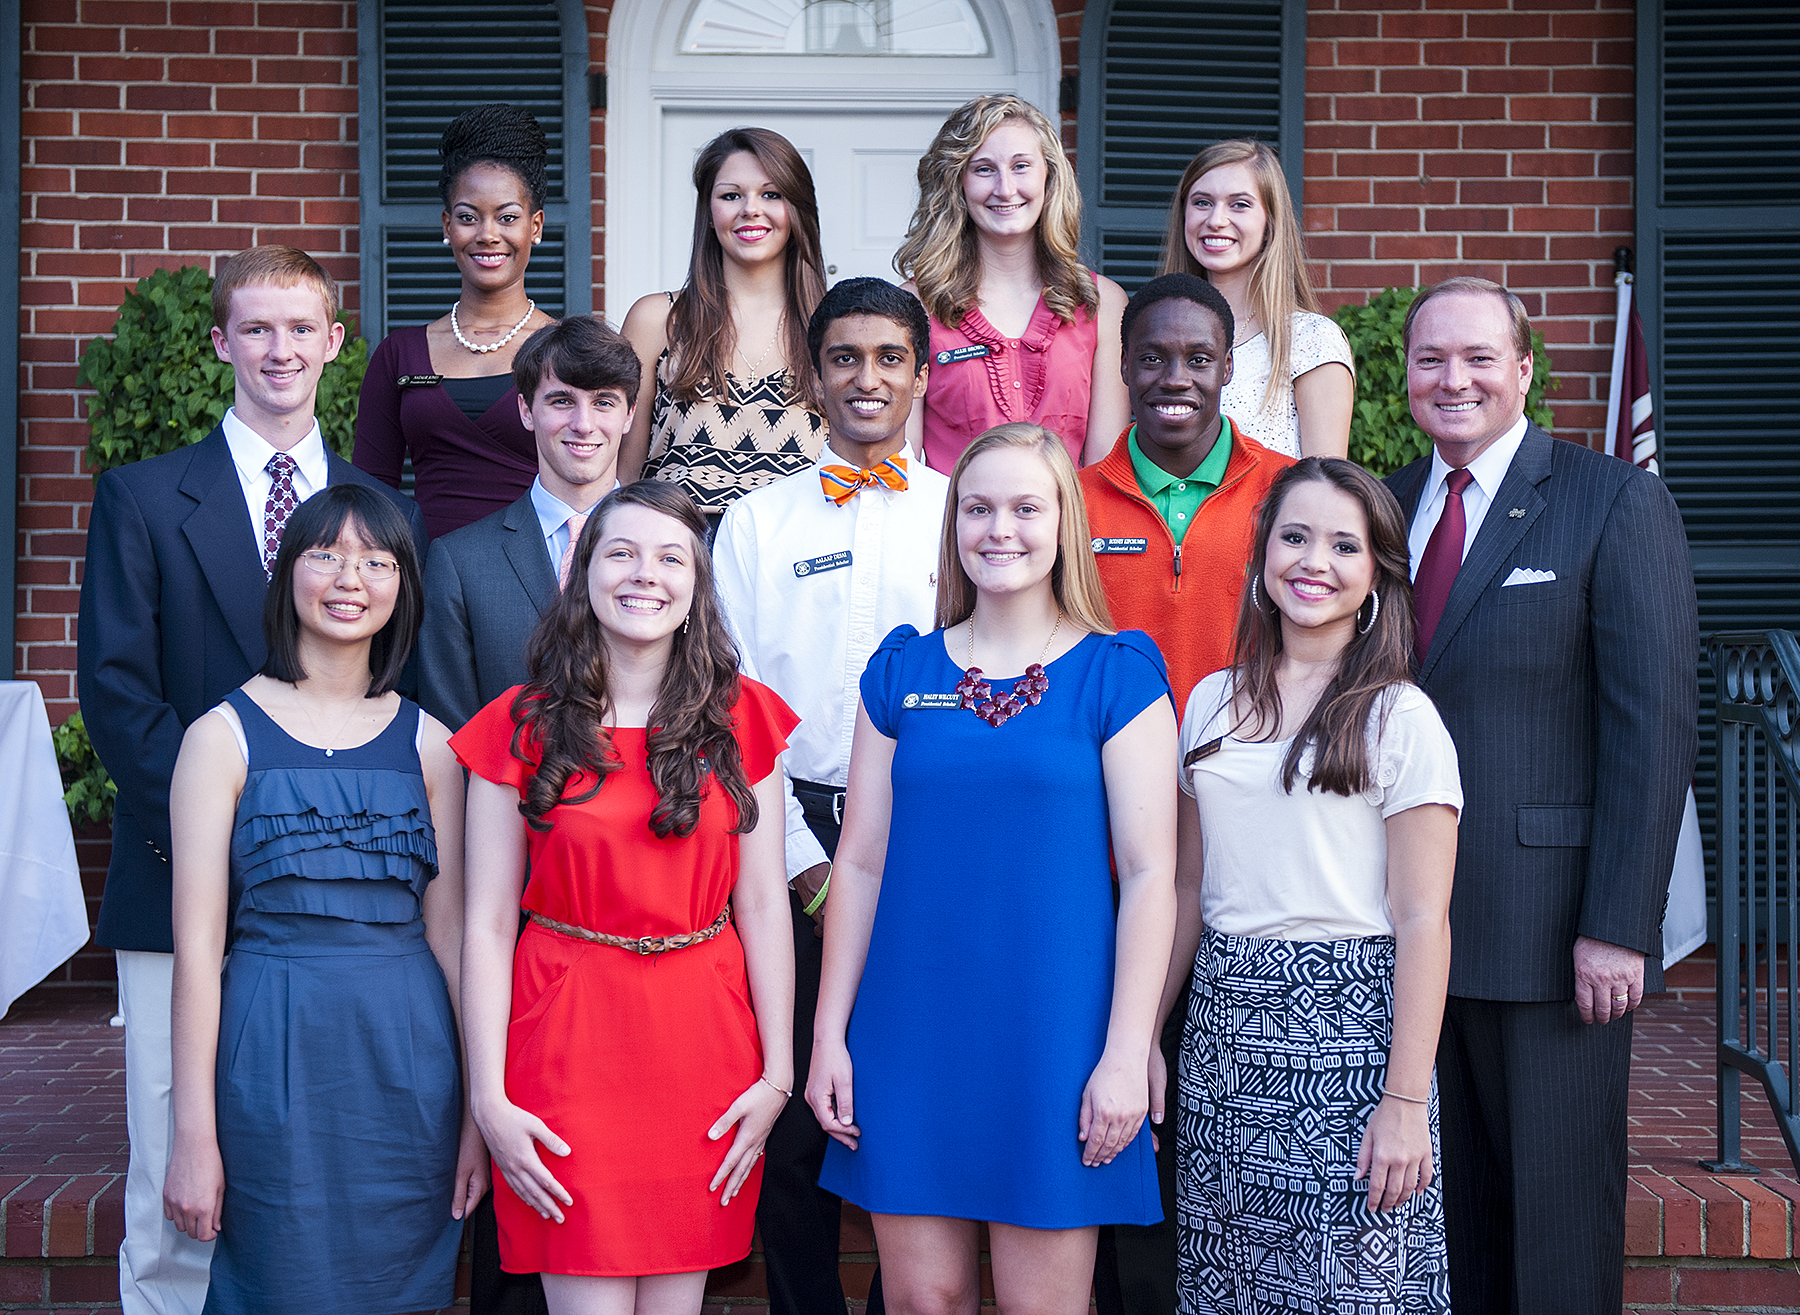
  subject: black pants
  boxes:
[757,798,884,1314]
[1436,994,1633,1315]
[470,1186,548,1315]
[1093,974,1186,1315]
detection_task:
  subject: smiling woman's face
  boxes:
[709,150,792,270]
[586,503,698,650]
[954,446,1062,603]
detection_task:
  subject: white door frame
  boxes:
[603,0,1061,326]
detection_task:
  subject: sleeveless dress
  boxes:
[450,679,800,1276]
[204,691,461,1315]
[818,625,1170,1227]
[920,290,1099,473]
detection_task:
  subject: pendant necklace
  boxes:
[733,314,783,386]
[956,613,1061,727]
[451,299,536,355]
[301,696,364,758]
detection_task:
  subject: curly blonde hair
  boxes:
[894,95,1097,331]
[1158,140,1324,420]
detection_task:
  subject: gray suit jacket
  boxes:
[1387,424,1698,1000]
[419,491,558,731]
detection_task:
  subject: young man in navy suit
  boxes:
[1387,277,1697,1315]
[77,247,425,1315]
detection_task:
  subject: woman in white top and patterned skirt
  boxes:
[1159,141,1354,460]
[1157,457,1459,1312]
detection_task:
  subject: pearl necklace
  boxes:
[450,300,535,355]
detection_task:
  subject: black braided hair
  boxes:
[438,103,549,211]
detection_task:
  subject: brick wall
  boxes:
[1303,0,1636,450]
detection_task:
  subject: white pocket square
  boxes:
[1502,567,1557,587]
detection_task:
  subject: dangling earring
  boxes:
[1251,576,1268,613]
[680,615,691,636]
[1358,588,1381,635]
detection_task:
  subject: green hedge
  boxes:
[53,712,115,826]
[76,265,368,474]
[1332,286,1556,477]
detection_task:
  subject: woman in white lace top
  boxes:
[1159,141,1354,460]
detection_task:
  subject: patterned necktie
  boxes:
[557,511,590,589]
[1412,467,1475,660]
[262,452,299,579]
[820,455,908,505]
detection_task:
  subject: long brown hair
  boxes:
[1157,139,1325,421]
[934,423,1114,635]
[1229,457,1416,795]
[509,481,756,838]
[894,95,1097,330]
[665,128,827,412]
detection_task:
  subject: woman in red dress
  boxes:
[456,480,796,1313]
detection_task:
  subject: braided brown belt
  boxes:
[528,907,730,956]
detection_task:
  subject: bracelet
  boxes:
[759,1075,793,1099]
[802,872,831,917]
[1382,1085,1429,1106]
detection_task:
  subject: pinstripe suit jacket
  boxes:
[1388,425,1698,1000]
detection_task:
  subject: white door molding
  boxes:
[603,0,1061,325]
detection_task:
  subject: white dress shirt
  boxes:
[222,407,328,533]
[1406,414,1528,578]
[713,453,949,879]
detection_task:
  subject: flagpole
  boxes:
[1604,246,1633,458]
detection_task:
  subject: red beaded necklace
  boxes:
[955,614,1061,727]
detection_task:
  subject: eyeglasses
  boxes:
[297,549,400,581]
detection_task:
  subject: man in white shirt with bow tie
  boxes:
[1386,277,1697,1315]
[713,278,947,1315]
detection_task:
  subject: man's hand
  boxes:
[794,862,830,938]
[1574,935,1644,1025]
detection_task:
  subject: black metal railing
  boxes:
[1705,630,1800,1175]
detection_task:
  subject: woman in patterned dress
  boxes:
[1160,458,1458,1313]
[1158,140,1355,460]
[618,128,829,536]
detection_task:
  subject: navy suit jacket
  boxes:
[417,491,558,732]
[77,427,427,953]
[1387,425,1698,1000]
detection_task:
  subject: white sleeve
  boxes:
[1373,687,1463,819]
[782,763,830,884]
[710,502,760,679]
[1289,312,1356,379]
[1178,671,1234,799]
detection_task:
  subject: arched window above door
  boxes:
[679,0,991,56]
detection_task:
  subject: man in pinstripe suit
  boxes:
[1387,278,1697,1314]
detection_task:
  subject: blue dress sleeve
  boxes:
[1099,630,1174,741]
[859,624,921,739]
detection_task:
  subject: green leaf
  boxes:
[52,711,116,826]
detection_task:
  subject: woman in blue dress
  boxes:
[806,421,1178,1314]
[163,484,487,1314]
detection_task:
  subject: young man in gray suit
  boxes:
[420,316,638,732]
[418,314,636,1315]
[1386,277,1698,1314]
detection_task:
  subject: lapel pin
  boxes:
[1508,507,1526,518]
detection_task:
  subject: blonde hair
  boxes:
[895,96,1097,331]
[934,423,1114,635]
[212,245,340,327]
[1157,140,1322,420]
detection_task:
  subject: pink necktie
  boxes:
[557,512,589,589]
[262,453,298,579]
[1413,467,1474,660]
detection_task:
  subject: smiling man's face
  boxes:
[1125,296,1233,477]
[1406,289,1533,468]
[817,313,926,467]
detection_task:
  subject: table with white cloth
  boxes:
[0,682,89,1018]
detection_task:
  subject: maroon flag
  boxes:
[1605,270,1658,473]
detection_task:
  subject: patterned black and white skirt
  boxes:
[1176,929,1449,1314]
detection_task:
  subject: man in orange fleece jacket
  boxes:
[1084,272,1292,1315]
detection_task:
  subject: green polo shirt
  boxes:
[1126,417,1234,543]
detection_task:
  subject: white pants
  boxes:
[117,949,213,1315]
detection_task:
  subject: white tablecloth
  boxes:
[0,681,88,1018]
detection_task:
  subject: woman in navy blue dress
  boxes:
[163,485,487,1314]
[807,422,1178,1314]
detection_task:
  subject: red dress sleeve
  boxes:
[449,685,537,791]
[732,677,799,785]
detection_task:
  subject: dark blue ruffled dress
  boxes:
[203,690,462,1315]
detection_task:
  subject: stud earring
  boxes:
[1358,588,1381,635]
[441,236,450,245]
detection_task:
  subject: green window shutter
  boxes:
[1076,0,1305,291]
[356,0,591,343]
[1637,0,1800,920]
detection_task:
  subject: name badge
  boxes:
[1183,737,1223,768]
[793,551,852,578]
[901,692,962,710]
[934,344,991,366]
[395,374,443,388]
[1091,537,1148,554]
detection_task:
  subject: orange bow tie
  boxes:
[820,456,908,505]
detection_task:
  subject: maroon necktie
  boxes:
[262,452,299,579]
[1413,467,1474,660]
